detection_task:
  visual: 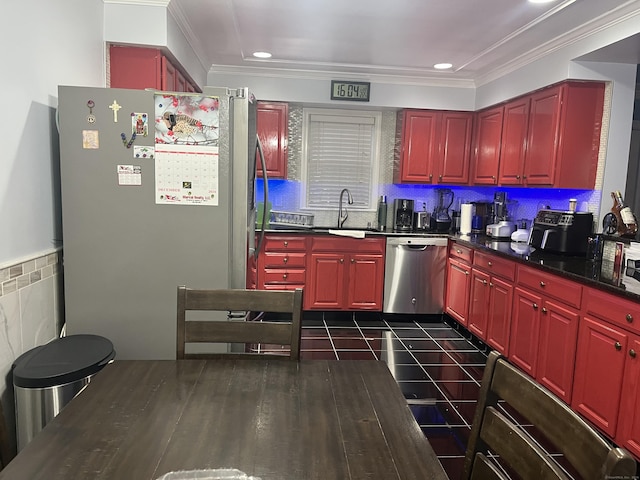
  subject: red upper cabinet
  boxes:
[109,45,199,93]
[162,56,176,91]
[398,110,472,184]
[257,102,289,179]
[498,97,530,185]
[398,110,439,183]
[471,106,504,185]
[499,81,604,188]
[438,111,473,184]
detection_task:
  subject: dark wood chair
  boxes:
[176,286,303,360]
[463,350,636,480]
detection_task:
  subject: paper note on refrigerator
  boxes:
[154,144,219,205]
[117,165,142,186]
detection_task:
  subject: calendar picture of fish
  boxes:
[154,94,219,146]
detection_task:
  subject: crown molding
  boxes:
[207,65,476,89]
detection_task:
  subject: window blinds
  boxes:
[305,113,377,210]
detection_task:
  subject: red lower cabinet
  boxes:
[468,269,490,340]
[306,237,384,311]
[445,258,471,326]
[485,276,513,356]
[617,337,640,458]
[572,316,628,438]
[509,287,541,377]
[536,299,578,404]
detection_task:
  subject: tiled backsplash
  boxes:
[1,252,60,297]
[0,249,64,457]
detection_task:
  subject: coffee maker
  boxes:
[393,199,414,232]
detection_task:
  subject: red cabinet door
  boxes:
[572,316,627,437]
[509,287,541,377]
[498,97,529,185]
[399,110,438,183]
[468,269,490,340]
[347,254,384,310]
[445,258,471,326]
[175,70,186,92]
[306,253,345,310]
[109,46,162,90]
[471,106,503,185]
[257,102,288,179]
[523,86,562,186]
[486,275,513,356]
[162,56,176,91]
[437,111,473,184]
[616,336,640,458]
[536,299,579,404]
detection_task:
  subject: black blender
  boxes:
[431,188,454,232]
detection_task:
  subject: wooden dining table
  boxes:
[0,359,448,480]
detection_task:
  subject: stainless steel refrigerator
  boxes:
[57,85,262,359]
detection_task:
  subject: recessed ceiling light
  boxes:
[434,63,453,70]
[252,51,272,59]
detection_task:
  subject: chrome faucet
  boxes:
[338,188,353,228]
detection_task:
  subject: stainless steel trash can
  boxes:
[12,334,115,451]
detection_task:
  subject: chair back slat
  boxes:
[177,286,303,361]
[463,351,637,480]
[469,453,509,480]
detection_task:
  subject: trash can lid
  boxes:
[13,334,116,388]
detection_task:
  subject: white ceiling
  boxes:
[166,0,640,85]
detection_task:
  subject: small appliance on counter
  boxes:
[413,202,430,232]
[486,192,516,239]
[511,219,531,242]
[431,188,454,233]
[529,209,594,255]
[393,198,414,232]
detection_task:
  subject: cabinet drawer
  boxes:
[473,251,515,281]
[310,236,384,254]
[449,242,473,264]
[584,287,640,335]
[261,252,306,268]
[263,236,307,252]
[262,284,305,291]
[516,265,582,308]
[262,269,306,285]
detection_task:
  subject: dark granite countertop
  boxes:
[450,233,640,302]
[259,227,640,302]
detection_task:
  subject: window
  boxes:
[301,108,382,210]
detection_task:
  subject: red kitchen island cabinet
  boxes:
[306,237,384,311]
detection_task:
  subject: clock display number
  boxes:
[331,81,370,102]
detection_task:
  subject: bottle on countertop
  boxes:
[377,195,387,232]
[611,190,638,238]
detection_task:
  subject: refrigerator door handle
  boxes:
[255,135,268,260]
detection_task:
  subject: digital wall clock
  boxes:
[330,80,371,102]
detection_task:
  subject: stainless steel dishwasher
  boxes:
[383,236,448,314]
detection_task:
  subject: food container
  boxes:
[269,210,314,229]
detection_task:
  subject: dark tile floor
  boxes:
[297,314,489,479]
